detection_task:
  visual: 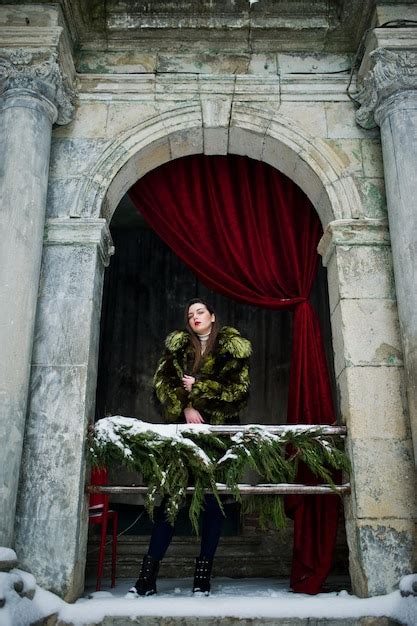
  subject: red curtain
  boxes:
[129,154,339,594]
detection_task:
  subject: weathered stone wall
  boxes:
[0,1,76,553]
[45,52,387,226]
[36,63,416,598]
[15,219,113,600]
[1,0,416,602]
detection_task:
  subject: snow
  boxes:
[217,450,238,464]
[0,570,43,626]
[28,577,417,626]
[401,574,417,596]
[1,560,415,626]
[94,417,214,468]
[95,417,212,440]
[0,549,16,563]
[95,418,328,441]
[93,418,332,461]
[13,569,36,596]
[31,585,66,615]
[173,436,212,466]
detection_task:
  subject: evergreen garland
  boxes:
[89,417,349,533]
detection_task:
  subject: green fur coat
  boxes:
[153,326,251,424]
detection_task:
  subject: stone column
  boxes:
[319,219,417,597]
[0,49,75,546]
[356,44,417,469]
[14,218,114,600]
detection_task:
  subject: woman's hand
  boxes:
[184,406,205,424]
[182,374,195,392]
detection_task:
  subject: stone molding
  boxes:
[0,25,63,50]
[76,104,361,228]
[0,87,58,124]
[79,73,280,103]
[318,219,390,266]
[44,218,114,267]
[78,72,351,103]
[356,48,417,129]
[0,48,76,124]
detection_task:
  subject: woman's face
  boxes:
[187,302,215,335]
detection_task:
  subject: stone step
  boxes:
[51,616,399,625]
[50,578,402,626]
[86,530,349,581]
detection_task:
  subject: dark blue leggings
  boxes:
[148,495,224,561]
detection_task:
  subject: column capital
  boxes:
[318,219,390,266]
[44,218,115,267]
[356,46,417,129]
[0,48,77,124]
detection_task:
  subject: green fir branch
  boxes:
[89,419,349,532]
[242,495,287,530]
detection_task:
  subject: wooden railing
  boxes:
[87,424,350,496]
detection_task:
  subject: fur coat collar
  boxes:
[153,326,251,424]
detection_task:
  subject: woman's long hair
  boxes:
[184,298,220,373]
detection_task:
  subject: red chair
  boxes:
[89,467,118,591]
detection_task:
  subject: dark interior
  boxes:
[89,171,348,583]
[95,196,336,426]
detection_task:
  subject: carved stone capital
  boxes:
[356,48,417,129]
[318,219,390,266]
[0,48,77,125]
[44,218,115,267]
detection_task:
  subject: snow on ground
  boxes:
[30,577,417,626]
[0,568,57,626]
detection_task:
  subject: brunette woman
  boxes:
[128,299,251,597]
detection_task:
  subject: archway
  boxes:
[88,152,347,588]
[78,104,360,229]
[83,105,360,589]
[13,88,411,601]
[16,104,371,601]
[95,151,338,427]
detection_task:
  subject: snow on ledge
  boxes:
[400,574,417,597]
[30,577,417,626]
[1,566,415,626]
[95,416,213,439]
[0,548,17,563]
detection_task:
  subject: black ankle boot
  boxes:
[127,555,160,597]
[192,556,213,595]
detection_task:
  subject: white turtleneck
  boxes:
[198,331,211,354]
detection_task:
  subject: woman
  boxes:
[128,299,251,597]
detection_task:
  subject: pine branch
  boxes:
[89,418,350,531]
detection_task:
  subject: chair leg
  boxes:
[111,512,118,588]
[96,516,108,592]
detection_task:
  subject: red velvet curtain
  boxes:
[129,154,339,594]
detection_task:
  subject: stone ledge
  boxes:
[0,25,63,48]
[77,73,351,103]
[318,219,390,266]
[50,616,401,626]
[44,218,114,266]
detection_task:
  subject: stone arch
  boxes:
[82,102,359,590]
[17,100,410,601]
[78,103,362,229]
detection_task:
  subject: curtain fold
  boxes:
[285,300,340,593]
[129,154,339,594]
